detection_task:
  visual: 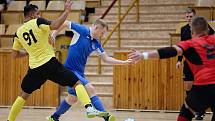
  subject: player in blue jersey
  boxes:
[47,19,132,121]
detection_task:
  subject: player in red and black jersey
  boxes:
[129,16,215,121]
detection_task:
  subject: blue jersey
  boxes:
[64,22,105,75]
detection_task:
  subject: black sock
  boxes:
[103,115,109,121]
[85,104,92,109]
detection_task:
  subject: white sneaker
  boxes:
[86,106,108,118]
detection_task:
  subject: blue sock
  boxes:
[90,96,106,112]
[52,99,71,119]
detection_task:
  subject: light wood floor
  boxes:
[0,108,212,121]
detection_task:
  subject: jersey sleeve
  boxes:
[69,22,87,34]
[36,17,51,32]
[12,33,22,50]
[177,40,192,52]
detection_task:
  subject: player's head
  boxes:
[24,4,40,19]
[185,7,196,25]
[191,16,208,35]
[91,19,108,39]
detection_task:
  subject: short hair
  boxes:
[185,7,196,15]
[93,19,108,30]
[24,4,38,17]
[191,16,208,34]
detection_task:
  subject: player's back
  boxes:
[14,18,55,68]
[189,35,215,85]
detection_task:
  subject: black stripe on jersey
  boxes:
[183,47,203,65]
[13,33,18,42]
[36,17,51,27]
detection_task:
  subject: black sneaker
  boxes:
[195,114,204,120]
[104,114,115,121]
[46,115,59,121]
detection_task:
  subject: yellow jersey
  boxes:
[12,18,55,69]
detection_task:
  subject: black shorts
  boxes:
[21,57,79,94]
[183,61,194,81]
[185,84,215,113]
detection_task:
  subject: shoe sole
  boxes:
[87,112,109,118]
[108,115,116,121]
[99,112,109,117]
[195,118,203,120]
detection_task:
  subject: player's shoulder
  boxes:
[36,17,51,26]
[71,22,89,32]
[15,19,38,35]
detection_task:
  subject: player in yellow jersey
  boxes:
[7,1,107,121]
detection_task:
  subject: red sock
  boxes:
[177,116,190,121]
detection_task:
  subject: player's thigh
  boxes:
[21,69,47,94]
[49,62,79,87]
[208,85,215,111]
[186,85,210,113]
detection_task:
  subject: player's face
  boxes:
[31,9,40,19]
[94,24,107,38]
[185,12,194,25]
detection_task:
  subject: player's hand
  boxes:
[48,35,56,47]
[124,58,134,64]
[64,0,73,13]
[128,50,143,63]
[176,61,182,69]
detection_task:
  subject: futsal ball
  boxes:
[124,118,135,121]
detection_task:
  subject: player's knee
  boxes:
[66,94,78,105]
[85,83,96,96]
[178,104,195,121]
[73,80,81,88]
[20,90,30,100]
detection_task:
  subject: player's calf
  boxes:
[177,104,195,121]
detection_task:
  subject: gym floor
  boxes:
[0,108,212,121]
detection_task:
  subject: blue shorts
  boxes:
[67,71,89,96]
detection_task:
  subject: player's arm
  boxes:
[177,27,185,62]
[12,33,28,59]
[128,46,183,63]
[12,50,28,59]
[49,0,72,30]
[100,52,132,65]
[51,20,70,38]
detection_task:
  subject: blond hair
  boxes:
[93,19,108,30]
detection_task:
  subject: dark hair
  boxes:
[24,4,38,17]
[191,16,208,34]
[185,7,196,15]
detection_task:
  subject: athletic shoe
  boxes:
[195,114,204,120]
[46,116,59,121]
[104,114,116,121]
[86,106,108,118]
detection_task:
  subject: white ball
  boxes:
[124,118,135,121]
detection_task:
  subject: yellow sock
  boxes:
[8,96,25,121]
[75,84,91,106]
